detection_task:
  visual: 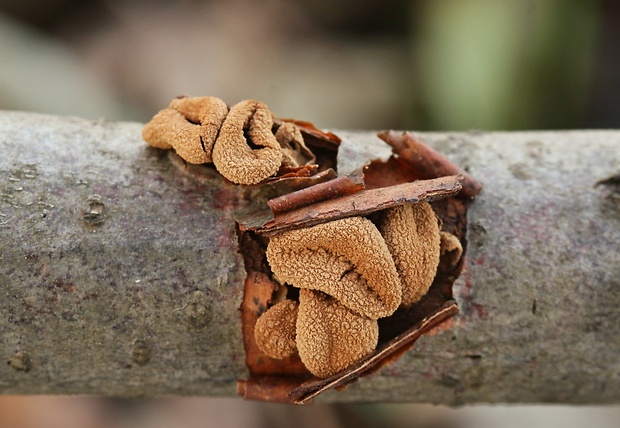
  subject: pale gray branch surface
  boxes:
[1,111,619,404]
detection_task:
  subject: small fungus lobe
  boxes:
[254,299,299,359]
[212,100,283,185]
[377,202,441,306]
[142,96,229,164]
[267,216,402,319]
[439,230,463,268]
[275,121,316,168]
[296,289,378,378]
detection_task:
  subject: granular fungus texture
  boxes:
[212,100,283,185]
[377,202,441,306]
[296,289,378,378]
[142,108,209,164]
[142,96,229,164]
[169,96,229,162]
[266,216,402,319]
[254,300,299,359]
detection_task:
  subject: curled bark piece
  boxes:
[378,130,483,199]
[377,203,441,307]
[169,96,229,162]
[267,217,401,319]
[254,300,299,359]
[296,289,378,378]
[439,230,463,268]
[275,122,316,168]
[212,100,283,185]
[267,171,365,215]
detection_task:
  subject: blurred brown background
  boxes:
[1,0,620,427]
[2,0,620,130]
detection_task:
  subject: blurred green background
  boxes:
[1,0,619,427]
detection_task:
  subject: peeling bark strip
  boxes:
[267,171,365,215]
[243,175,463,236]
[378,131,483,199]
[2,111,620,404]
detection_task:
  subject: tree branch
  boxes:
[1,111,619,404]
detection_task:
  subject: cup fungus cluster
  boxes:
[254,203,461,378]
[143,96,318,185]
[142,96,481,403]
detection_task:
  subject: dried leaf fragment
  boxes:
[266,216,402,319]
[254,299,299,359]
[378,202,441,306]
[212,100,283,185]
[296,289,378,379]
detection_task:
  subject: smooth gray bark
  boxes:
[0,111,619,404]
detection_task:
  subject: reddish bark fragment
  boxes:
[244,176,462,236]
[378,130,483,199]
[267,170,365,215]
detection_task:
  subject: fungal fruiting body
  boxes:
[254,299,299,359]
[142,96,314,184]
[266,216,402,319]
[255,202,461,379]
[377,203,441,306]
[296,289,378,378]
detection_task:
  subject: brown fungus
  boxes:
[275,121,316,168]
[296,289,378,379]
[142,108,209,164]
[142,96,229,164]
[169,96,229,161]
[377,202,441,307]
[254,299,299,359]
[212,100,283,185]
[439,230,463,268]
[266,216,402,319]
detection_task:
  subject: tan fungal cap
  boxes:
[378,202,441,306]
[439,231,463,267]
[142,108,209,163]
[169,96,229,162]
[296,289,378,378]
[275,121,316,168]
[142,96,229,164]
[212,100,283,185]
[267,216,402,319]
[254,299,299,359]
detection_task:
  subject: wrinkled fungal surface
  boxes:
[169,96,229,162]
[266,216,402,320]
[296,289,378,379]
[142,108,209,164]
[212,100,283,185]
[254,299,299,359]
[377,202,441,306]
[143,96,331,185]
